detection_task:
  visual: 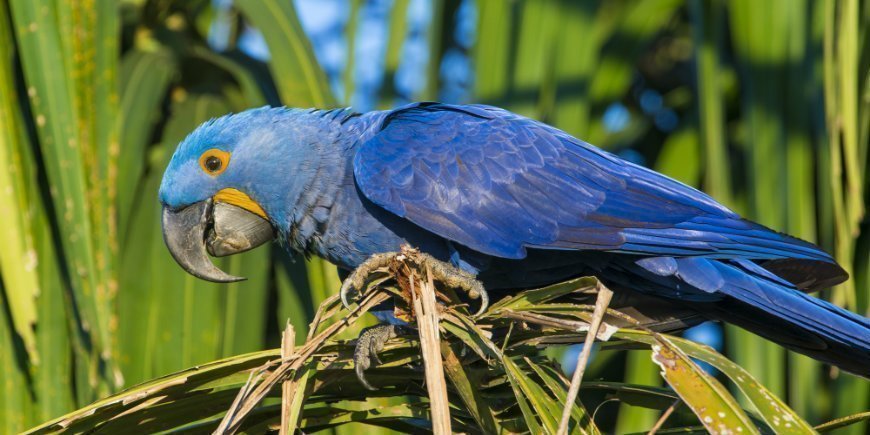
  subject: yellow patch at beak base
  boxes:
[213,188,268,219]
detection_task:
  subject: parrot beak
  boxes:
[161,198,275,283]
[206,201,276,257]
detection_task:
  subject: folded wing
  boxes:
[353,103,842,287]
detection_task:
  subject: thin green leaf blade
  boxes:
[651,335,759,434]
[234,0,334,107]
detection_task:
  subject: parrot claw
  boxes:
[412,250,489,316]
[339,248,489,316]
[353,323,404,390]
[340,252,400,309]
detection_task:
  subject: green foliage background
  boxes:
[0,0,867,433]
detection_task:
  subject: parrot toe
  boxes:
[341,247,489,316]
[412,249,489,316]
[340,252,400,309]
[353,323,407,390]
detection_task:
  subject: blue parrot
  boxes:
[159,102,870,380]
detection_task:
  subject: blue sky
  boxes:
[215,0,473,111]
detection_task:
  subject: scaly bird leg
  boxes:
[340,252,399,309]
[412,249,489,316]
[346,247,489,390]
[339,247,489,316]
[353,323,404,391]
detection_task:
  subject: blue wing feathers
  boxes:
[354,102,835,263]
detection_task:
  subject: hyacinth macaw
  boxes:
[159,102,870,378]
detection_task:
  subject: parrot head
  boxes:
[159,106,338,282]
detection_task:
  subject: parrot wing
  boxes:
[353,102,844,286]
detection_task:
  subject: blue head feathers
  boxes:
[158,106,349,224]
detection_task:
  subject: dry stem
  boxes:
[412,266,452,434]
[279,322,295,435]
[557,282,614,435]
[213,291,389,434]
[648,398,681,434]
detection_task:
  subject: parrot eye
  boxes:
[199,149,230,176]
[205,156,221,171]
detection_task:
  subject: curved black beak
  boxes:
[162,199,275,283]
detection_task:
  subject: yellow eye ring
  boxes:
[199,149,231,176]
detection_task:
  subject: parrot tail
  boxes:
[628,256,870,378]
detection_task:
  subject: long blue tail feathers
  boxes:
[627,256,870,377]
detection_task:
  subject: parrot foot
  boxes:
[418,250,489,316]
[340,246,489,316]
[340,252,399,309]
[353,323,408,390]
